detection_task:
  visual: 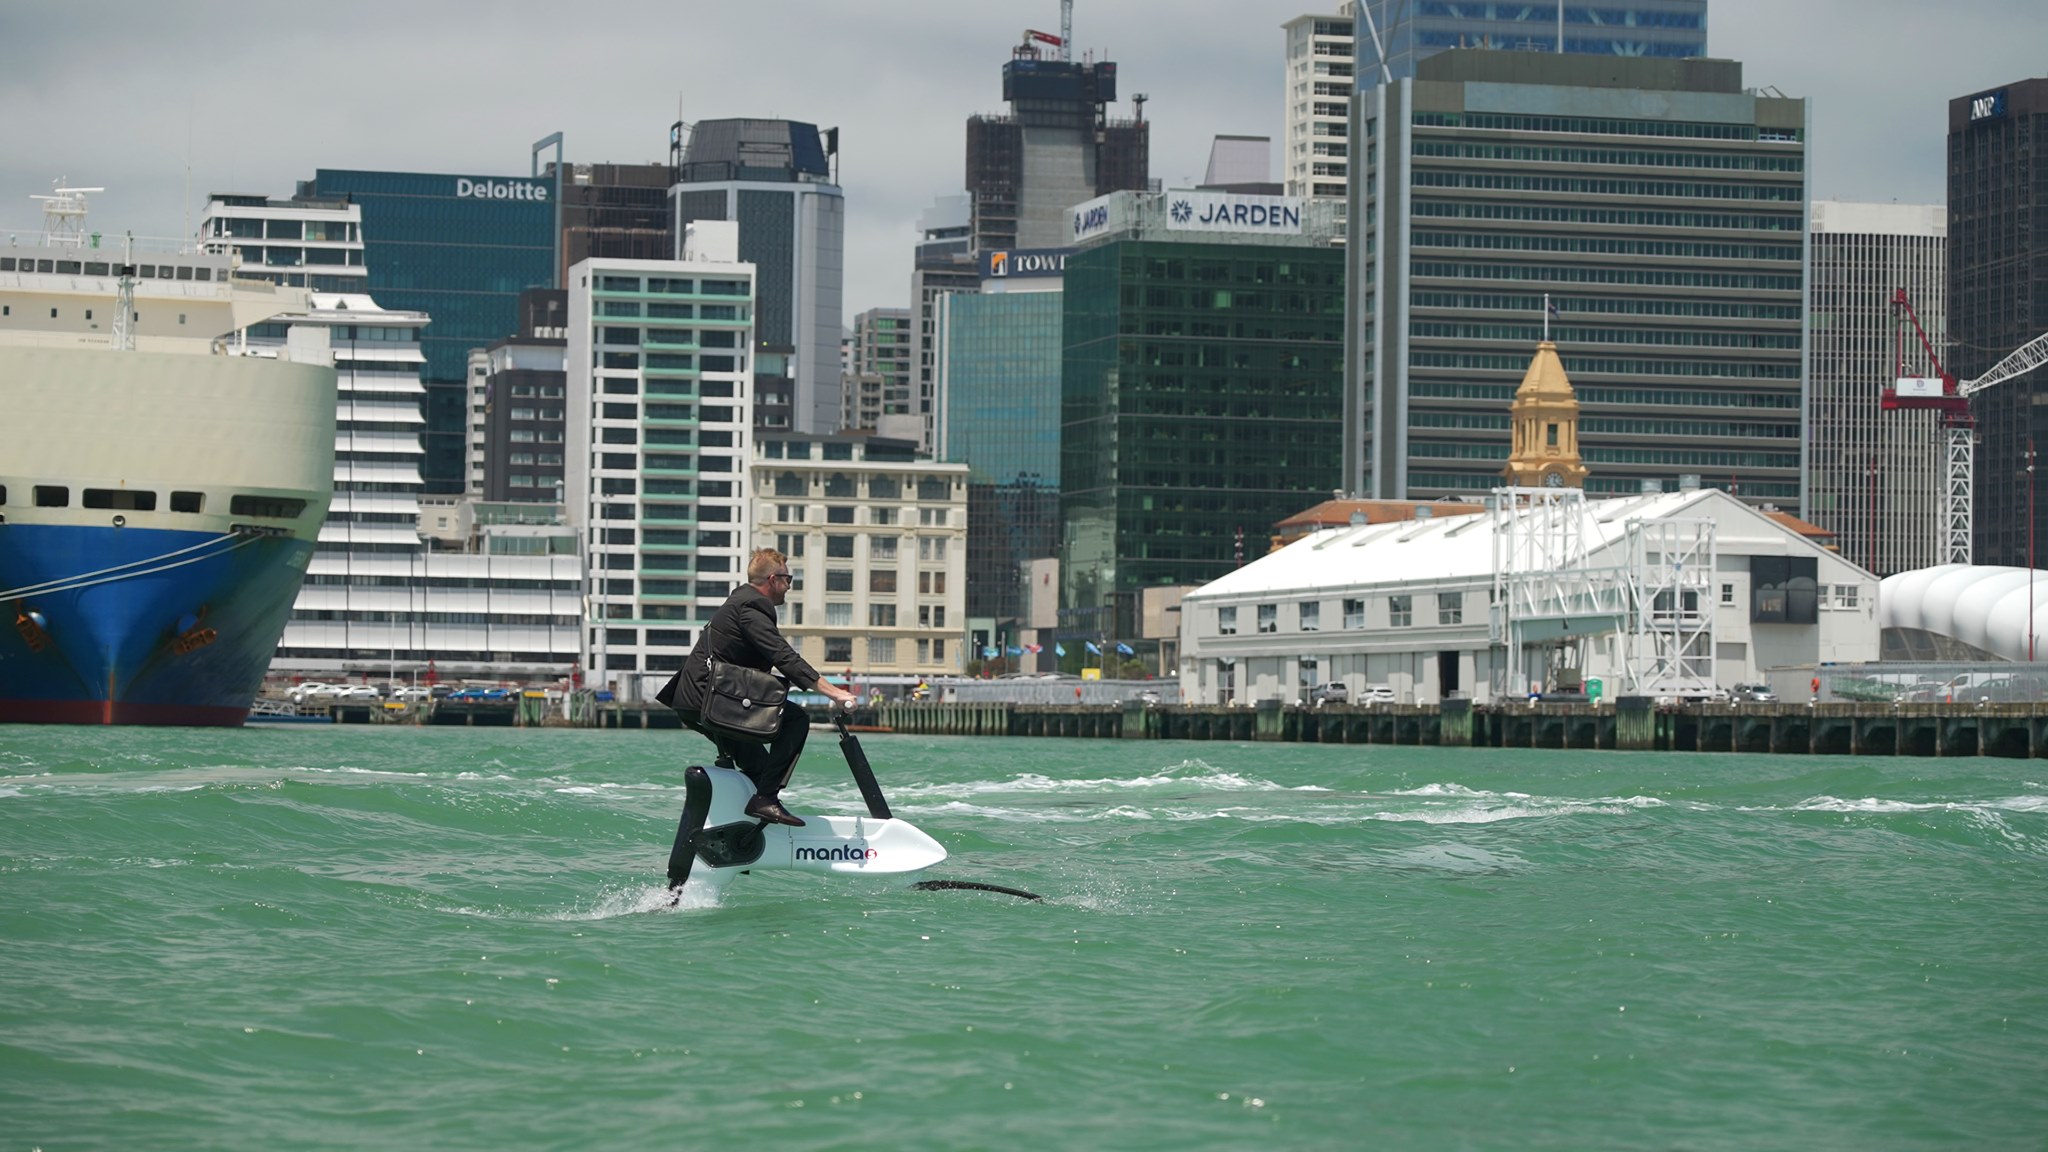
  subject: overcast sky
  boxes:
[4,0,2042,319]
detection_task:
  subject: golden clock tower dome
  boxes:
[1500,340,1589,490]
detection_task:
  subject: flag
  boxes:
[1055,643,1066,657]
[1024,644,1042,654]
[1546,298,1560,319]
[1006,645,1022,656]
[1115,642,1134,656]
[983,646,998,659]
[1084,641,1101,656]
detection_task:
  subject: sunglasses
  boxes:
[771,572,793,583]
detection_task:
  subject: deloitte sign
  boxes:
[454,177,550,202]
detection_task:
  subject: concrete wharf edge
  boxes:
[306,696,2048,758]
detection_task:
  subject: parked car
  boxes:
[1311,682,1349,706]
[1731,682,1777,702]
[1135,689,1162,705]
[1356,684,1397,706]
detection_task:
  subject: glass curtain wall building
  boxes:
[1807,201,1946,577]
[306,169,558,496]
[565,229,756,701]
[935,289,1065,623]
[1347,50,1809,508]
[1352,1,1708,86]
[1060,191,1347,633]
[667,120,844,436]
[1948,78,2048,568]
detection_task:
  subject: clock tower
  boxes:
[1500,340,1588,490]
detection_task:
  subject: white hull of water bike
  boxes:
[665,762,946,894]
[664,711,1040,901]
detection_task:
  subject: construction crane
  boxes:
[1018,0,1074,62]
[1883,287,2048,564]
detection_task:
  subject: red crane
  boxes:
[1882,288,2048,564]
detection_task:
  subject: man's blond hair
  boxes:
[747,548,789,583]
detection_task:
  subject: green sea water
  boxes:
[2,725,2045,1150]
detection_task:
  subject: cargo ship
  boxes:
[0,185,336,725]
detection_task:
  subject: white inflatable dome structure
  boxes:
[1879,564,2048,663]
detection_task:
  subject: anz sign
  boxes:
[1970,89,2008,124]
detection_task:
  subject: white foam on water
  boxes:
[1994,794,2048,813]
[1369,801,1636,825]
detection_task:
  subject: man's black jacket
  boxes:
[656,583,821,714]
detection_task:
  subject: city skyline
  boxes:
[4,0,2044,320]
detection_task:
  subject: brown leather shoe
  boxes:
[745,797,806,827]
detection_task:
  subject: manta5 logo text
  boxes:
[795,844,879,862]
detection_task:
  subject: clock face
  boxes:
[1543,469,1565,487]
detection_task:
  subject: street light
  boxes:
[2030,438,2038,662]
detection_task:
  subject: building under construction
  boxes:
[965,27,1150,252]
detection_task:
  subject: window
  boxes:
[1256,604,1278,634]
[826,603,853,627]
[869,638,896,664]
[933,638,945,660]
[1721,582,1735,605]
[826,506,855,524]
[918,571,946,594]
[826,535,855,558]
[869,604,897,627]
[825,570,854,592]
[1342,598,1365,629]
[229,495,307,519]
[1218,661,1236,705]
[919,508,949,526]
[776,504,805,523]
[918,605,948,628]
[775,533,805,557]
[825,638,853,663]
[170,491,203,513]
[774,473,806,496]
[1389,595,1413,627]
[1834,584,1859,609]
[1299,602,1320,631]
[869,475,901,500]
[873,507,897,525]
[870,570,897,594]
[83,489,157,511]
[34,485,69,508]
[918,536,948,561]
[1439,592,1463,626]
[871,537,897,561]
[1218,606,1237,635]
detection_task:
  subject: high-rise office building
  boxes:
[909,194,978,448]
[965,40,1149,254]
[667,119,843,436]
[565,225,756,701]
[1347,50,1809,509]
[1808,202,1946,577]
[848,307,915,440]
[304,169,559,496]
[559,162,674,288]
[1282,6,1356,200]
[934,251,1068,625]
[198,192,368,294]
[1351,0,1708,86]
[1060,190,1347,636]
[1949,78,2048,568]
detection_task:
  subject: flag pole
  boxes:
[1543,292,1551,342]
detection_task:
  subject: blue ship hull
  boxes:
[0,524,313,726]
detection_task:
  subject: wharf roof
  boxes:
[1188,487,1864,602]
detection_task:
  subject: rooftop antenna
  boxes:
[32,179,102,248]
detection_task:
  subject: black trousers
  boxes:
[678,699,811,801]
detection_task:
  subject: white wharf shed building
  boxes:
[1179,486,1880,706]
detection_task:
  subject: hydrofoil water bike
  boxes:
[665,708,1039,901]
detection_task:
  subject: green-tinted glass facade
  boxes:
[944,291,1064,619]
[1060,241,1346,615]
